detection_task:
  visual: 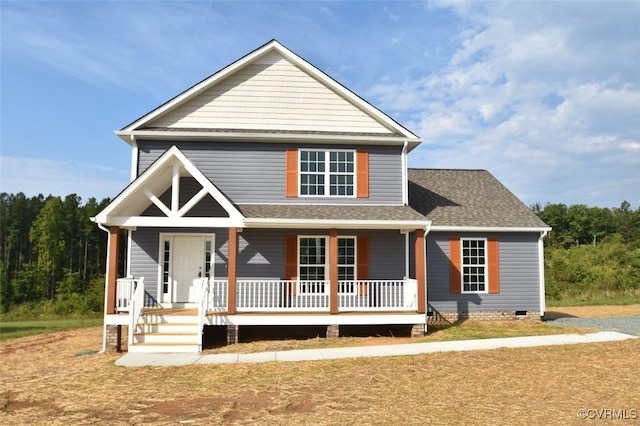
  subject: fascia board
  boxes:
[94,145,244,225]
[429,226,553,233]
[243,218,432,230]
[115,130,421,147]
[105,217,245,228]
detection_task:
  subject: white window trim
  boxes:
[298,148,357,198]
[460,237,489,294]
[157,233,215,303]
[296,235,358,294]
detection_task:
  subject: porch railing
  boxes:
[116,278,136,312]
[203,278,417,313]
[115,277,418,314]
[127,277,145,347]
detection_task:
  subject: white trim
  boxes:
[118,40,421,143]
[106,216,244,228]
[430,226,552,233]
[130,140,138,182]
[93,146,245,226]
[538,230,549,317]
[401,141,408,205]
[298,148,356,198]
[206,313,425,327]
[116,130,418,147]
[126,229,133,277]
[243,218,431,230]
[460,237,489,294]
[158,233,215,305]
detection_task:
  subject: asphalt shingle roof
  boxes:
[408,169,549,228]
[237,204,427,222]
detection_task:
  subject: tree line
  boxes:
[0,193,124,316]
[532,201,640,247]
[0,193,638,316]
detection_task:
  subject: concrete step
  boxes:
[127,342,201,353]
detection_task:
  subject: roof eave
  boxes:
[243,218,432,230]
[429,226,552,233]
[115,130,421,147]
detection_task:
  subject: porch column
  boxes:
[414,228,426,314]
[227,227,238,315]
[106,226,120,315]
[329,229,338,314]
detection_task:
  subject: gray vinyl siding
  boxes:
[129,228,407,300]
[137,141,403,205]
[424,232,541,313]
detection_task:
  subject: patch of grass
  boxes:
[547,288,640,307]
[0,318,103,341]
[2,325,639,425]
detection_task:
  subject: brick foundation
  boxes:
[227,325,239,345]
[410,323,425,337]
[326,324,340,338]
[104,325,122,353]
[428,310,541,325]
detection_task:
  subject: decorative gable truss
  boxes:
[93,146,244,228]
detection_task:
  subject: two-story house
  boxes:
[93,40,550,353]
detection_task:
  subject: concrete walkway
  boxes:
[115,331,636,367]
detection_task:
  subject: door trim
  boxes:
[157,232,216,306]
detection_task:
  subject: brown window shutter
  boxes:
[356,150,369,198]
[487,238,500,294]
[357,236,369,296]
[285,149,298,197]
[449,238,461,294]
[284,235,298,296]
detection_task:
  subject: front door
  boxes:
[162,234,215,304]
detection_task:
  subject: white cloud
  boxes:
[0,157,129,201]
[377,1,640,206]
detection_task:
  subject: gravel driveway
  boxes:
[546,316,640,336]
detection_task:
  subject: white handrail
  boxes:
[127,277,145,347]
[196,277,208,351]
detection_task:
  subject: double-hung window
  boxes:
[300,150,354,196]
[297,236,357,294]
[461,239,487,293]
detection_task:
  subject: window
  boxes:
[300,150,354,197]
[461,239,486,293]
[299,237,326,293]
[337,237,356,293]
[162,240,171,294]
[297,236,357,294]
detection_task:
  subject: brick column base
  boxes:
[411,323,425,337]
[105,325,122,353]
[227,325,239,345]
[326,324,340,338]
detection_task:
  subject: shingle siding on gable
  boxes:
[137,141,404,205]
[424,232,541,313]
[147,51,394,134]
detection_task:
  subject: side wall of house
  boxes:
[411,232,541,313]
[136,141,404,205]
[130,227,406,301]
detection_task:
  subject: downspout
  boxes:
[130,135,138,182]
[401,141,408,205]
[538,229,549,319]
[423,222,431,317]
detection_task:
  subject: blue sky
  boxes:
[1,1,639,208]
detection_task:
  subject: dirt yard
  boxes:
[1,306,639,425]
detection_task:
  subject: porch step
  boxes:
[128,309,202,353]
